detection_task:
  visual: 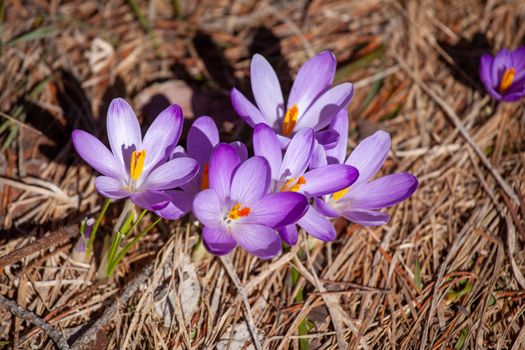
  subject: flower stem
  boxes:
[86,198,111,257]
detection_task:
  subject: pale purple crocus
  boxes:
[72,98,199,220]
[253,123,359,244]
[192,144,308,259]
[315,111,418,226]
[480,46,525,102]
[231,51,354,148]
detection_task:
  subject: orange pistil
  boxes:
[499,67,516,93]
[332,187,350,202]
[200,163,209,190]
[279,176,306,192]
[282,104,299,136]
[228,203,251,220]
[129,150,146,181]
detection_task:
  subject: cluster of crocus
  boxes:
[480,46,525,102]
[73,51,418,262]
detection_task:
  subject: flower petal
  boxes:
[153,190,194,220]
[106,98,142,176]
[344,173,418,210]
[297,206,336,242]
[315,129,339,150]
[279,128,314,179]
[295,83,354,131]
[341,208,390,226]
[230,141,248,162]
[72,130,121,179]
[202,226,237,256]
[251,54,285,126]
[231,223,282,260]
[479,54,500,100]
[345,130,390,186]
[309,140,328,169]
[278,225,298,245]
[230,88,268,127]
[192,189,223,228]
[94,176,128,199]
[231,156,270,203]
[187,116,219,168]
[209,143,241,200]
[142,157,198,190]
[142,104,183,173]
[131,190,170,211]
[314,197,339,218]
[288,51,336,112]
[301,164,359,197]
[253,123,282,180]
[326,110,348,164]
[246,192,308,228]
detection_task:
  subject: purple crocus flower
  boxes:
[72,98,199,219]
[192,144,308,259]
[480,46,525,102]
[315,111,418,226]
[253,123,359,245]
[231,51,354,148]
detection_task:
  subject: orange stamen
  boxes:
[332,187,350,202]
[200,163,209,190]
[228,203,251,220]
[499,67,516,93]
[129,150,146,181]
[279,176,306,192]
[282,104,299,136]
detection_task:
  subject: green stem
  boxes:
[86,199,111,257]
[122,209,147,237]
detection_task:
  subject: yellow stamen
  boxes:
[282,104,299,136]
[332,187,350,202]
[228,203,251,220]
[200,163,209,190]
[129,150,146,181]
[499,67,516,93]
[279,176,306,192]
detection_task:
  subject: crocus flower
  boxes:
[231,51,354,148]
[192,144,308,259]
[72,98,199,219]
[480,46,525,102]
[253,123,359,244]
[315,111,418,226]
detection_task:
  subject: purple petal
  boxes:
[345,130,390,185]
[277,134,291,149]
[297,206,336,242]
[192,188,223,228]
[314,197,339,218]
[278,225,298,245]
[209,143,241,200]
[280,128,314,179]
[341,208,390,226]
[231,156,270,203]
[251,54,284,126]
[315,129,339,150]
[295,83,354,131]
[106,98,142,176]
[142,157,198,190]
[301,164,359,197]
[479,54,500,100]
[94,176,128,199]
[326,110,348,164]
[253,123,282,180]
[168,145,186,160]
[346,173,418,210]
[230,88,268,127]
[72,130,121,179]
[492,49,512,85]
[309,140,328,169]
[288,51,336,112]
[202,226,237,256]
[153,190,193,220]
[230,141,248,162]
[511,46,525,71]
[131,190,170,211]
[187,116,219,168]
[142,104,183,173]
[246,192,308,228]
[231,223,282,259]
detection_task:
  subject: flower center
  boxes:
[130,150,146,181]
[201,163,209,190]
[282,104,299,136]
[332,187,350,202]
[228,203,251,220]
[279,176,306,192]
[499,67,516,93]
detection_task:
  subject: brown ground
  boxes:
[1,0,525,349]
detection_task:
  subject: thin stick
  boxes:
[0,294,70,350]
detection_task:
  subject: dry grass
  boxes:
[1,0,525,349]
